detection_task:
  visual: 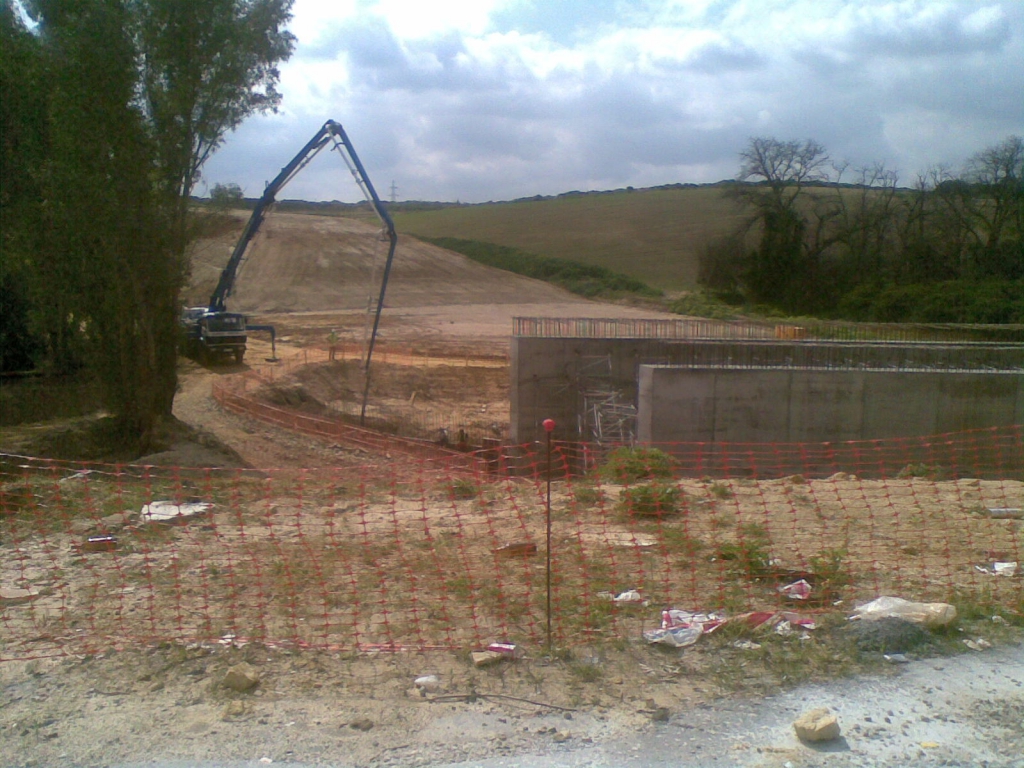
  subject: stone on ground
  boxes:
[793,707,841,742]
[222,662,260,692]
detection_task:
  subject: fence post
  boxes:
[543,418,556,651]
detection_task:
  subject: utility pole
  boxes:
[389,180,398,204]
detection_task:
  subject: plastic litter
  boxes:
[613,589,646,603]
[778,623,804,637]
[883,653,910,663]
[140,500,212,524]
[81,535,117,553]
[986,508,1023,519]
[975,562,1019,577]
[644,625,704,648]
[963,638,992,651]
[644,609,726,647]
[850,596,957,628]
[414,675,441,691]
[661,609,727,633]
[778,579,813,600]
[486,642,523,659]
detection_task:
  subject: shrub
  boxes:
[619,481,682,517]
[600,447,675,483]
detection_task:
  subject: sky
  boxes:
[199,0,1024,204]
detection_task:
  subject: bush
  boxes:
[838,280,1024,323]
[599,446,675,483]
[619,482,682,517]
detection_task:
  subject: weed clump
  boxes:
[599,446,675,483]
[809,548,851,596]
[897,463,948,480]
[716,522,772,578]
[572,485,605,506]
[708,482,733,499]
[619,481,683,517]
[447,478,478,500]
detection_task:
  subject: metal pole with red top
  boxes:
[543,418,555,651]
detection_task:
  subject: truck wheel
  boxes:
[234,350,245,364]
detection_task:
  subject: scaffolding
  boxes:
[576,356,637,444]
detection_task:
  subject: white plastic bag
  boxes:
[850,596,956,628]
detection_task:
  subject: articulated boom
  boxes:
[183,120,398,373]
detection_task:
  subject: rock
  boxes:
[349,717,374,731]
[793,707,841,742]
[0,588,42,607]
[222,663,260,692]
[471,650,504,667]
[552,731,571,743]
[492,541,538,557]
[414,675,441,692]
[846,617,929,653]
[651,707,671,723]
[221,700,248,720]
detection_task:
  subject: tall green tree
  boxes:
[7,0,294,450]
[0,3,48,371]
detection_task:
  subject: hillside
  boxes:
[391,185,748,293]
[184,211,638,313]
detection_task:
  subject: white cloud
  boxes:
[202,0,1024,202]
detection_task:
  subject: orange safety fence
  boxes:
[1,426,1022,661]
[214,343,511,454]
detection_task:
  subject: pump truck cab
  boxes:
[182,119,397,366]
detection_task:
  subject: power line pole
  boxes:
[389,180,398,204]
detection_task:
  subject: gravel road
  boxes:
[87,642,1023,768]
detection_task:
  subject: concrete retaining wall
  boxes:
[510,337,1024,445]
[637,366,1024,444]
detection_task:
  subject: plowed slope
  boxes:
[186,211,598,313]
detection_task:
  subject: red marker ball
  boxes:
[542,419,556,432]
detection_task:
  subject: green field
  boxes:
[392,185,747,293]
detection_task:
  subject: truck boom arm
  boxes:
[209,120,398,313]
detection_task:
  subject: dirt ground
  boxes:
[3,211,1022,767]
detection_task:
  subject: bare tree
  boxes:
[728,137,835,310]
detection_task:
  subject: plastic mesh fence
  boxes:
[2,426,1021,662]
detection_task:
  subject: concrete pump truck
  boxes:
[182,120,398,367]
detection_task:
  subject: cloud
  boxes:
[201,0,1024,202]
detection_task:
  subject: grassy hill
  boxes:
[391,185,748,294]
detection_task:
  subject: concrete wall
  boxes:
[637,366,1024,444]
[510,337,1024,445]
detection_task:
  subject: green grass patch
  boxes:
[422,237,661,299]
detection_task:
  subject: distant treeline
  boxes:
[422,237,661,300]
[702,136,1024,324]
